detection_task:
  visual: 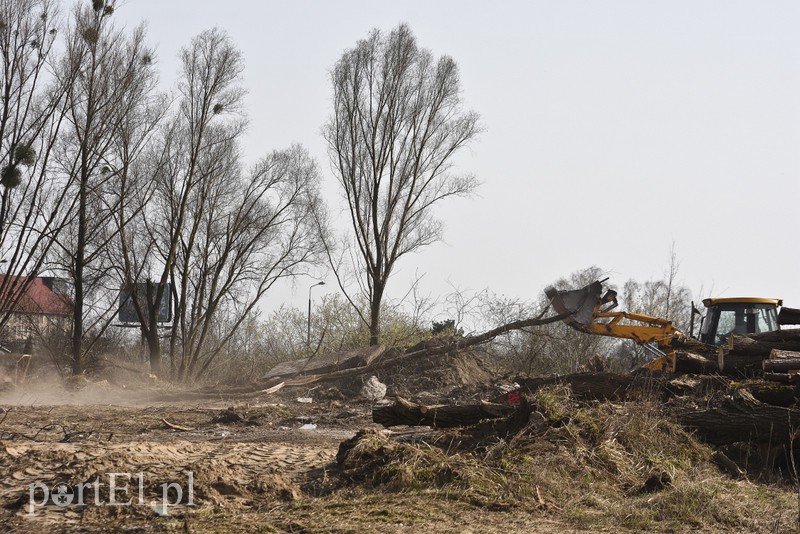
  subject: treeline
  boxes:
[0,0,324,379]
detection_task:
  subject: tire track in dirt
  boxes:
[0,436,342,527]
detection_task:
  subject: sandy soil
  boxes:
[0,383,374,532]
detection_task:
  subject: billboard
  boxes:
[118,283,172,323]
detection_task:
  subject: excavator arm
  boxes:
[544,279,683,372]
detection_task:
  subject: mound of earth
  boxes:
[377,344,495,398]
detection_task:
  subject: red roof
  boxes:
[0,276,72,316]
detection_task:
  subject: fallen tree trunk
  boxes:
[728,331,800,353]
[672,337,719,360]
[734,382,800,406]
[763,358,800,373]
[717,347,763,376]
[779,308,800,325]
[373,396,516,428]
[770,349,800,360]
[513,372,641,401]
[288,311,571,386]
[675,391,800,446]
[673,351,718,374]
[763,372,800,384]
[718,333,800,375]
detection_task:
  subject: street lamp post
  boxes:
[307,281,325,349]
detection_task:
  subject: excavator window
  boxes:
[699,303,779,345]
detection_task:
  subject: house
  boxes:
[0,276,72,347]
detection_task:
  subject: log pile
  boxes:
[762,349,800,383]
[716,329,800,376]
[371,376,800,453]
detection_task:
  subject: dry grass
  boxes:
[331,386,800,532]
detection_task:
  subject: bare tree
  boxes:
[323,23,480,346]
[614,247,692,369]
[0,0,76,346]
[56,1,158,373]
[171,145,324,380]
[114,29,324,380]
[120,27,248,377]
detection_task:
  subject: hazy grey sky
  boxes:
[115,0,800,318]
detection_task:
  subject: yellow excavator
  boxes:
[544,278,798,372]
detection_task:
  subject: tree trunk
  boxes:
[147,331,161,376]
[146,288,162,376]
[672,337,719,359]
[291,311,571,386]
[779,307,800,326]
[730,330,800,350]
[770,349,800,361]
[717,333,800,376]
[763,372,800,384]
[373,396,516,428]
[514,372,640,401]
[763,358,800,373]
[734,382,800,406]
[673,350,718,374]
[676,391,800,445]
[717,346,764,376]
[71,173,88,375]
[369,280,384,347]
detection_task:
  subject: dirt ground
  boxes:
[2,351,798,533]
[0,381,589,533]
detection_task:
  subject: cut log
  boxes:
[673,351,718,374]
[671,337,719,360]
[676,390,800,445]
[373,396,516,428]
[778,308,800,326]
[735,382,800,406]
[763,358,800,373]
[718,332,800,375]
[763,372,800,384]
[770,349,800,360]
[514,372,640,401]
[729,330,800,349]
[717,347,763,376]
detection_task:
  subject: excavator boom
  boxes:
[545,279,683,371]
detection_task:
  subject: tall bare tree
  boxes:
[57,1,157,373]
[324,23,480,346]
[172,145,324,380]
[0,0,76,343]
[118,29,324,379]
[117,28,248,377]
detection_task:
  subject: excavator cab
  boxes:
[697,298,781,346]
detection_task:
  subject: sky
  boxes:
[111,0,800,322]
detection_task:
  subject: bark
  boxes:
[673,351,718,374]
[730,330,800,350]
[718,333,800,376]
[676,392,800,445]
[514,372,641,401]
[778,307,800,326]
[368,280,384,347]
[763,372,800,384]
[763,358,800,373]
[736,382,800,406]
[373,396,515,428]
[717,347,763,376]
[770,349,800,361]
[672,337,719,360]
